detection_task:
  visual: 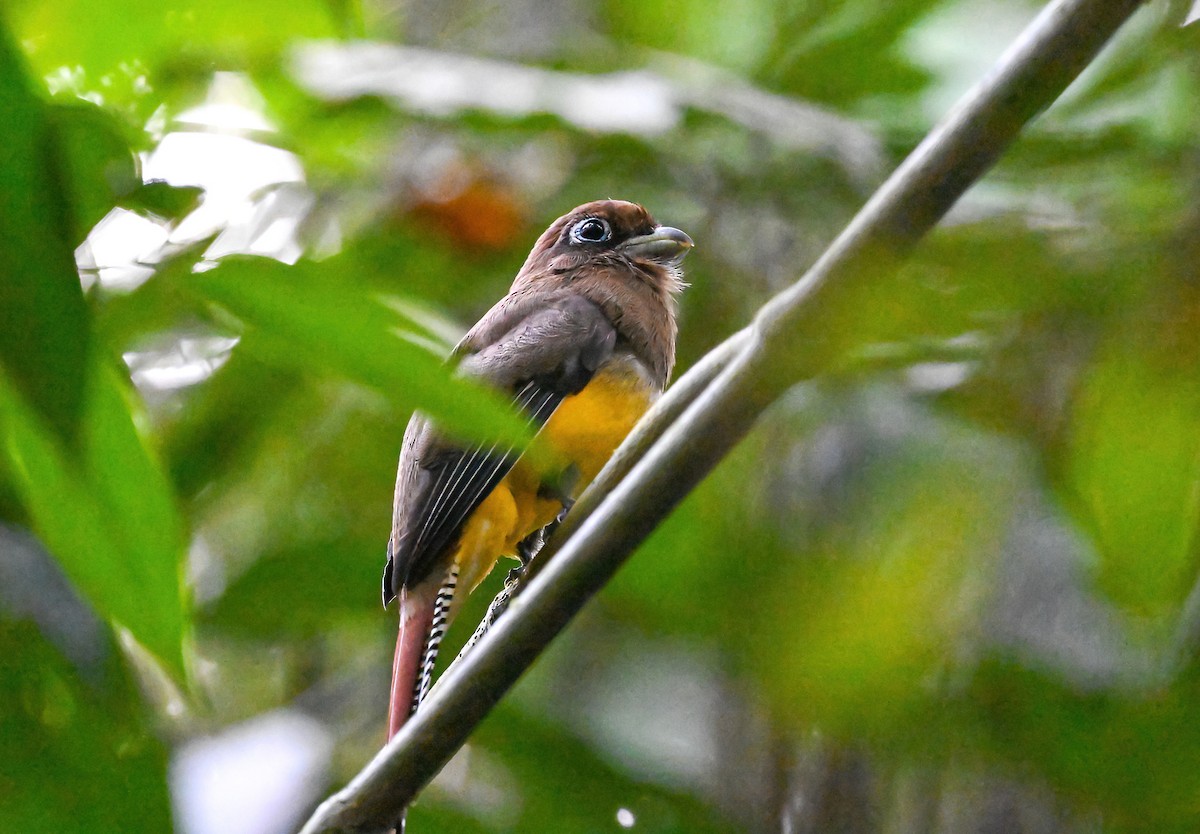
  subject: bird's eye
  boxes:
[570,217,611,244]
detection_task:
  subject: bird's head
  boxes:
[515,200,693,295]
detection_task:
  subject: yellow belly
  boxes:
[451,361,656,593]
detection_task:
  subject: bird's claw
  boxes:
[516,528,543,567]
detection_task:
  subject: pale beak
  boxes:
[620,226,694,265]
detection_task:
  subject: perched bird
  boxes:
[383,200,692,739]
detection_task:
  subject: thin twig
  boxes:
[298,2,1146,830]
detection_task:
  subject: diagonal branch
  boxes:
[298,1,1146,830]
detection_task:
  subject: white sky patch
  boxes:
[201,180,312,264]
[143,131,305,247]
[78,71,315,395]
[83,70,310,290]
[177,72,276,133]
[124,335,240,393]
[77,208,170,291]
[617,807,637,829]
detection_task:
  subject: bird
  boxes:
[383,200,692,742]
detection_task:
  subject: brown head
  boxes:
[514,200,691,298]
[506,200,693,385]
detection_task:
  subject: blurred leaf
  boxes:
[186,364,401,635]
[603,0,774,73]
[1064,290,1200,617]
[121,180,204,223]
[970,659,1200,829]
[190,255,539,451]
[410,705,737,834]
[162,347,306,501]
[0,360,188,680]
[46,99,141,241]
[202,537,378,636]
[13,0,340,79]
[760,0,939,105]
[0,619,172,834]
[0,22,89,448]
[329,224,524,315]
[751,420,1019,742]
[91,236,216,349]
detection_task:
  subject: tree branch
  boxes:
[298,1,1146,830]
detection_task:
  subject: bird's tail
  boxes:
[387,564,460,739]
[388,590,435,740]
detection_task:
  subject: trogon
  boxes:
[383,199,692,739]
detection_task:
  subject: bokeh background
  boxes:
[2,1,1200,832]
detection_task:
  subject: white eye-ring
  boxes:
[570,217,612,244]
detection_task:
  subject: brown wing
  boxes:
[383,292,616,604]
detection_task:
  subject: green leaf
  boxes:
[202,538,379,636]
[970,660,1200,828]
[410,705,737,833]
[0,619,173,833]
[1064,298,1200,617]
[91,237,215,350]
[758,0,939,105]
[0,21,90,447]
[604,0,774,74]
[190,255,537,451]
[122,180,204,222]
[46,99,141,241]
[0,360,189,680]
[750,418,1020,740]
[161,347,306,501]
[13,0,340,79]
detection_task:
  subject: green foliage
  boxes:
[1064,291,1200,617]
[0,361,189,680]
[0,618,172,833]
[413,705,738,833]
[0,24,90,447]
[4,0,1200,832]
[190,256,538,450]
[11,0,341,80]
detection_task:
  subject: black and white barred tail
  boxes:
[410,563,459,717]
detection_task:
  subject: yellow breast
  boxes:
[540,358,657,486]
[451,356,658,593]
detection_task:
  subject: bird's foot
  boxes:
[554,496,576,527]
[454,495,578,667]
[515,528,544,568]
